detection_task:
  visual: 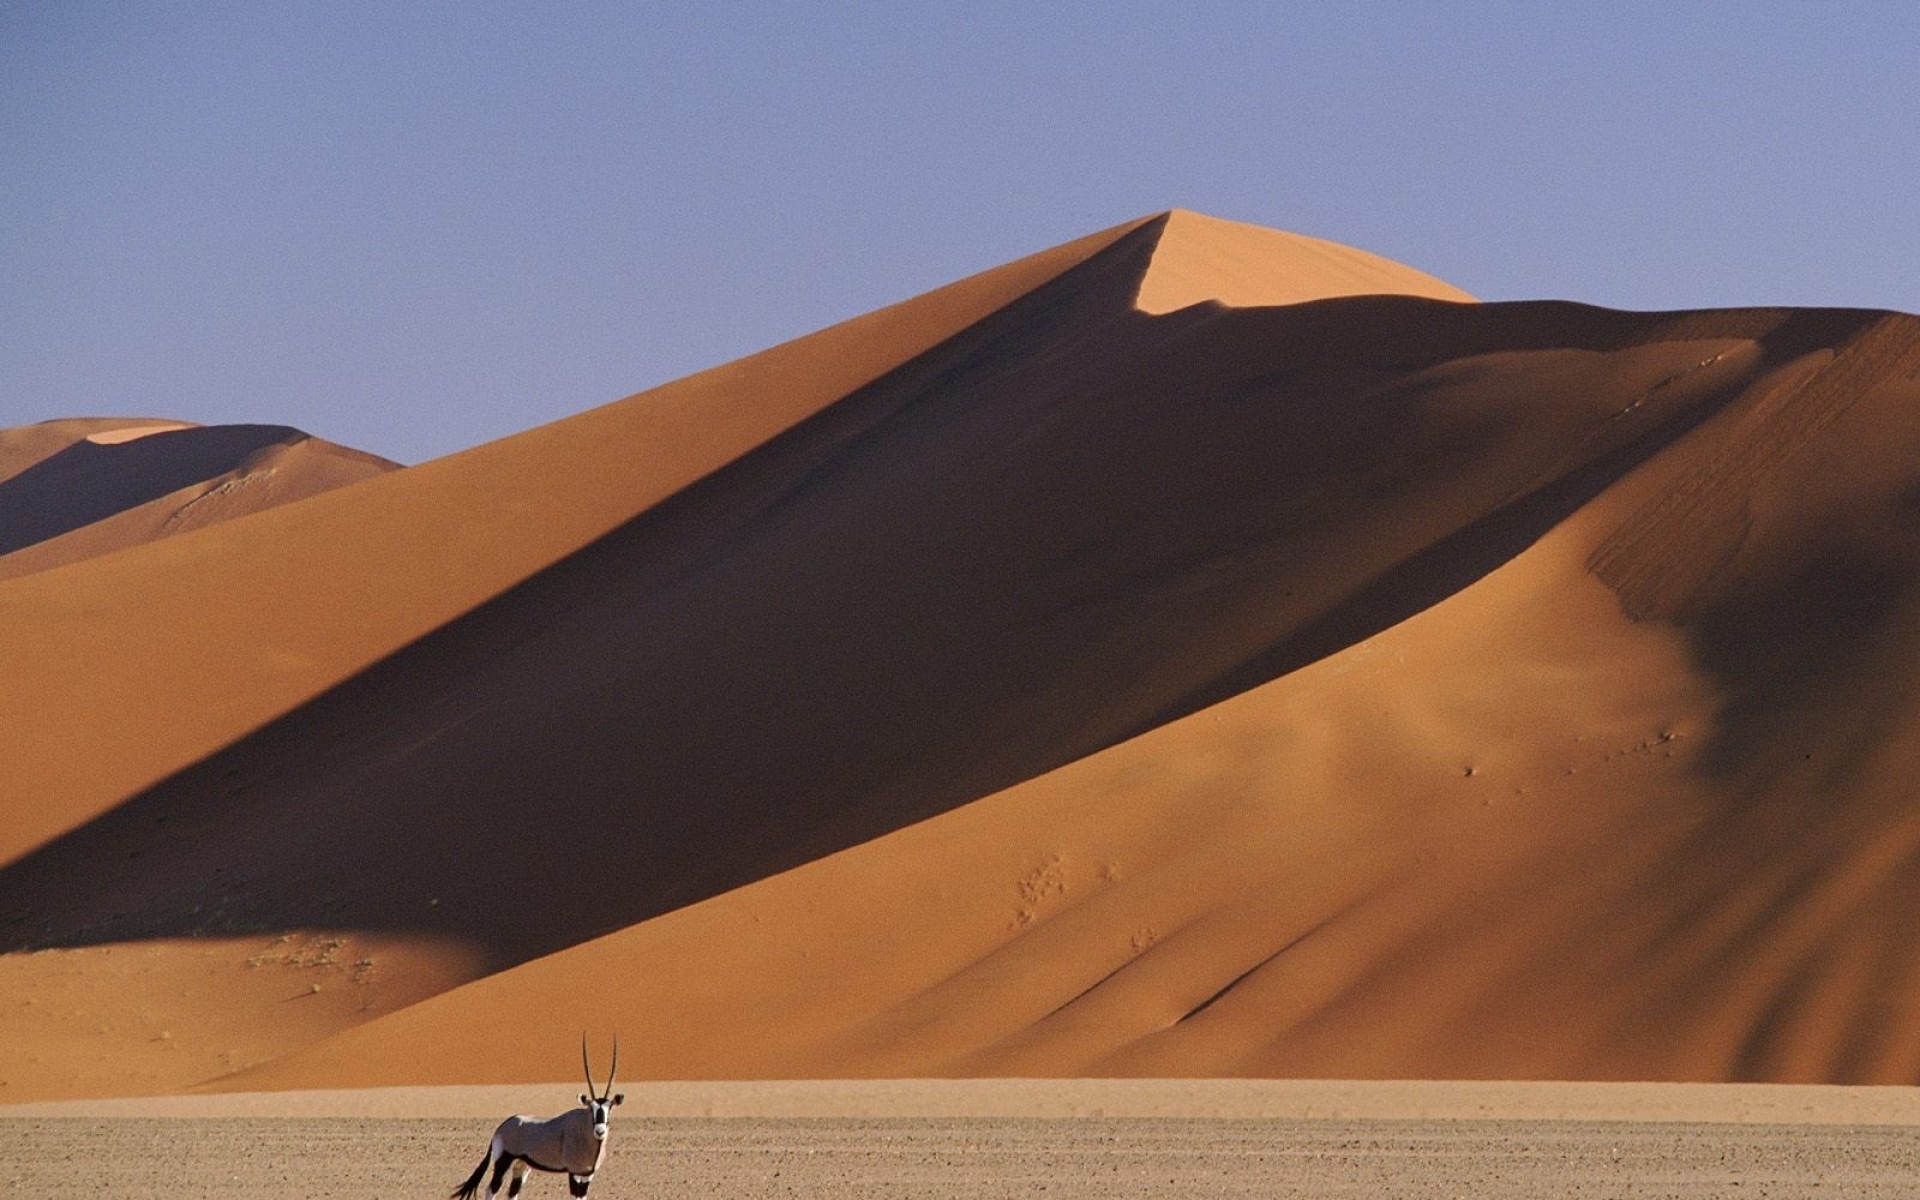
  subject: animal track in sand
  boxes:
[1009,855,1069,929]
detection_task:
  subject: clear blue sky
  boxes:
[5,3,1916,463]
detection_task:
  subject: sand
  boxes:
[0,418,397,582]
[10,1078,1920,1123]
[0,217,1147,871]
[4,1082,1918,1199]
[1133,209,1473,312]
[8,211,1920,1108]
[24,1114,1917,1199]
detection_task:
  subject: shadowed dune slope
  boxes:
[226,306,1920,1094]
[0,216,1147,872]
[0,211,1492,1100]
[0,419,399,582]
[10,211,1920,1100]
[9,275,1741,967]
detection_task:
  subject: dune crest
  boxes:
[1133,208,1474,313]
[82,422,196,445]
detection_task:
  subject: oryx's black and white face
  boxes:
[578,1091,624,1140]
[580,1033,624,1141]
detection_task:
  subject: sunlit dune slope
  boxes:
[2,210,1476,1099]
[1135,209,1473,313]
[0,216,1146,874]
[0,417,189,478]
[10,210,1920,1101]
[9,219,1553,983]
[0,418,398,582]
[219,302,1920,1094]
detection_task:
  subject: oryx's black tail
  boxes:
[452,1149,491,1200]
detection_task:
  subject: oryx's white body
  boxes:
[453,1036,625,1200]
[458,1107,608,1199]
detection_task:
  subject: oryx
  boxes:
[452,1034,626,1199]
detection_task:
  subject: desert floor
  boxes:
[5,1081,1918,1198]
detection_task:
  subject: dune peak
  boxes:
[1133,209,1475,314]
[83,421,199,446]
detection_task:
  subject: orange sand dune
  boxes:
[0,216,1146,873]
[0,418,398,582]
[1135,209,1472,312]
[0,418,188,479]
[218,305,1920,1094]
[8,211,1920,1103]
[1,211,1404,1097]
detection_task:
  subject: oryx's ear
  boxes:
[611,1093,625,1105]
[580,1093,591,1105]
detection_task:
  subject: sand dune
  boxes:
[1134,209,1473,313]
[0,217,1143,873]
[6,212,1920,1102]
[0,418,398,582]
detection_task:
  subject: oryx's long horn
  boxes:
[582,1032,595,1097]
[606,1034,619,1096]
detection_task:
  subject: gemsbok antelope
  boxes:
[452,1034,626,1199]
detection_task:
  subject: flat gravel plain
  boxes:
[3,1116,1916,1199]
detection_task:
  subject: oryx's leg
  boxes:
[505,1160,532,1199]
[568,1173,592,1197]
[486,1153,515,1199]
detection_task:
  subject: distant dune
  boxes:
[5,212,1920,1102]
[0,418,396,582]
